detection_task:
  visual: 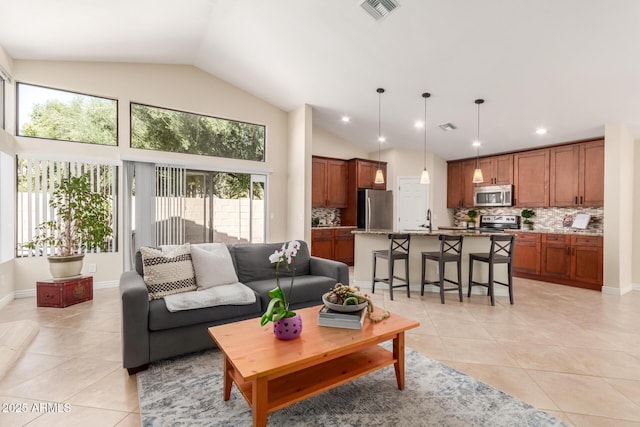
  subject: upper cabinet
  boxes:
[447,159,476,208]
[312,156,348,208]
[513,148,550,207]
[477,154,513,185]
[352,159,387,190]
[550,139,604,207]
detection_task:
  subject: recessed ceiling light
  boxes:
[414,121,424,129]
[439,123,456,131]
[472,141,481,147]
[341,116,350,123]
[536,128,548,135]
[378,136,386,143]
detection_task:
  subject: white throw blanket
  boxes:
[163,282,256,312]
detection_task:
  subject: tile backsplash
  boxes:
[453,206,603,235]
[312,207,341,226]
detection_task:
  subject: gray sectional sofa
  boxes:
[119,241,349,374]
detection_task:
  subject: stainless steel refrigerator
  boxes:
[357,189,393,230]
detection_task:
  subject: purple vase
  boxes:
[273,313,303,340]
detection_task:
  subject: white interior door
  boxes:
[397,176,429,230]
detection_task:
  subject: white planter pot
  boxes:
[48,254,85,279]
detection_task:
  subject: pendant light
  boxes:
[420,92,431,184]
[472,98,484,184]
[374,88,385,185]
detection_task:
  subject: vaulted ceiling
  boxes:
[1,0,639,160]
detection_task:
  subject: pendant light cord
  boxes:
[475,99,484,167]
[377,88,385,168]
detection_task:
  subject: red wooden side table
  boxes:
[36,276,93,308]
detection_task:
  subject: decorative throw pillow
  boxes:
[190,244,239,290]
[140,243,197,300]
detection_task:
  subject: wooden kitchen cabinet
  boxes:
[311,229,333,260]
[312,157,348,208]
[532,233,603,290]
[570,235,603,288]
[541,234,571,279]
[352,158,387,190]
[513,149,549,207]
[446,160,476,208]
[311,228,355,266]
[512,232,541,275]
[333,228,355,265]
[477,154,513,185]
[549,140,604,207]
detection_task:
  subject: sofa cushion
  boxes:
[140,244,197,300]
[148,294,261,331]
[190,244,239,290]
[231,241,311,283]
[246,275,336,309]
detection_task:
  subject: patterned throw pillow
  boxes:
[140,243,197,300]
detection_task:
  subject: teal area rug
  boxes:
[137,345,568,426]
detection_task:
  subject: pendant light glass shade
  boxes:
[374,168,385,184]
[472,167,484,183]
[420,169,431,184]
[472,99,484,184]
[375,88,385,185]
[420,92,431,185]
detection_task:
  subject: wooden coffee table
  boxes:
[208,305,419,427]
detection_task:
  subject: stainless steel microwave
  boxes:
[474,185,513,207]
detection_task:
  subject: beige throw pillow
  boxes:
[190,244,239,290]
[140,243,197,300]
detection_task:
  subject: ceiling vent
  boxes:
[439,123,457,131]
[360,0,399,20]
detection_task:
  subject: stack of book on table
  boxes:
[317,305,366,330]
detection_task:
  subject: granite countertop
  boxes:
[505,229,603,237]
[352,228,503,237]
[352,227,603,237]
[311,225,357,230]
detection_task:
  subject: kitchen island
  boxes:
[352,229,511,298]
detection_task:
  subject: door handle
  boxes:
[580,196,583,204]
[574,196,578,204]
[565,246,569,255]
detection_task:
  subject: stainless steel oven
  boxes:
[473,185,513,207]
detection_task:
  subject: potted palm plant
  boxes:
[466,209,478,229]
[24,172,113,279]
[521,209,535,230]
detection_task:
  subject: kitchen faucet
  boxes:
[426,209,432,233]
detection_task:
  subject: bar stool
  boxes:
[421,235,464,304]
[467,234,515,306]
[372,233,411,300]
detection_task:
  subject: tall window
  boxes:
[0,152,14,263]
[130,103,265,161]
[17,83,117,146]
[17,157,118,257]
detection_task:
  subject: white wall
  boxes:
[380,147,451,230]
[633,140,640,290]
[287,105,312,243]
[9,60,291,293]
[312,126,369,159]
[603,123,635,294]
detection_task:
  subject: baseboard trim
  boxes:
[14,280,119,299]
[0,292,15,310]
[633,283,640,291]
[601,285,634,295]
[353,280,509,296]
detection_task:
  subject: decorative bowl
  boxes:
[322,293,368,313]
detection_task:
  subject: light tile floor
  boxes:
[0,278,638,426]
